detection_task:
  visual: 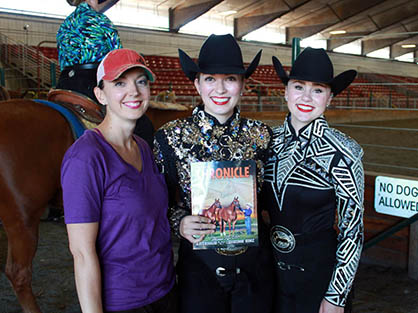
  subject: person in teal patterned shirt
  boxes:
[56,0,156,149]
[56,0,121,102]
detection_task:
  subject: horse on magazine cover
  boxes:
[217,197,242,236]
[199,198,221,225]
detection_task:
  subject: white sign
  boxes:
[375,176,418,218]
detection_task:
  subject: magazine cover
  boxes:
[190,160,258,250]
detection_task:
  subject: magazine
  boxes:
[190,160,258,250]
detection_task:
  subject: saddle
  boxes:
[47,89,104,125]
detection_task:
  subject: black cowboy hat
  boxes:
[98,0,119,12]
[179,34,262,81]
[272,47,357,96]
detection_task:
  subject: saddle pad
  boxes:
[34,99,86,140]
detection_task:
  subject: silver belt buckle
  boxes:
[215,267,241,277]
[216,267,226,277]
[270,225,296,253]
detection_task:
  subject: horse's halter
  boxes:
[233,198,241,210]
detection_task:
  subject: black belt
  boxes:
[64,63,99,71]
[294,228,336,245]
[272,228,336,272]
[271,226,335,254]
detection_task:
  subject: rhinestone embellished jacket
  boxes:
[153,105,272,237]
[263,114,364,307]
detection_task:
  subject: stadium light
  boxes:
[330,30,346,35]
[401,44,416,49]
[220,10,237,16]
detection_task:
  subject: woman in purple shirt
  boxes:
[61,49,177,313]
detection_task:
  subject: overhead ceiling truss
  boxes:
[152,0,418,57]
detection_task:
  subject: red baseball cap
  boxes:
[96,48,156,84]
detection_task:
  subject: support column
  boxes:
[50,62,56,88]
[409,220,418,280]
[291,37,300,65]
[0,68,5,86]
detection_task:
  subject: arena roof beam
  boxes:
[361,17,418,55]
[233,0,309,40]
[284,0,385,44]
[391,35,418,58]
[326,0,417,50]
[321,0,403,49]
[169,0,223,32]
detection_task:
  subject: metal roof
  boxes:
[118,0,418,59]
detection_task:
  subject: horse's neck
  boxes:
[226,204,236,212]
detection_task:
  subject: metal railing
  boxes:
[332,96,418,109]
[329,123,418,179]
[0,32,59,89]
[364,213,418,250]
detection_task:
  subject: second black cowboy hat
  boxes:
[272,47,357,96]
[178,34,262,81]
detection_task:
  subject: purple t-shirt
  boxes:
[61,130,175,311]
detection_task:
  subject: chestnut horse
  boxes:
[0,99,74,313]
[217,197,242,236]
[0,98,192,313]
[199,198,222,224]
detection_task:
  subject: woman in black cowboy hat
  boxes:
[262,47,364,313]
[154,34,276,313]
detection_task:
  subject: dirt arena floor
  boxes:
[1,221,418,313]
[1,117,418,313]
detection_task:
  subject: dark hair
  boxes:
[66,0,83,6]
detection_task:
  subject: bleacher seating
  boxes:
[6,44,417,109]
[145,55,198,105]
[31,46,59,61]
[143,55,418,109]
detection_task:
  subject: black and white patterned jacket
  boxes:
[264,114,364,307]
